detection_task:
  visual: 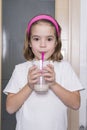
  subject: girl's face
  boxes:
[29,22,57,60]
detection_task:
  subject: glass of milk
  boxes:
[32,60,53,92]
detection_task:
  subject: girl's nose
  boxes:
[40,39,46,47]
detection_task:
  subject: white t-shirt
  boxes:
[3,60,83,130]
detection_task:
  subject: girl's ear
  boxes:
[29,42,32,48]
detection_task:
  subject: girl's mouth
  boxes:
[39,52,46,59]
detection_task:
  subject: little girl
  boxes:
[3,14,83,130]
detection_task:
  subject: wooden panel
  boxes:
[69,0,80,75]
[55,0,69,60]
[55,0,80,130]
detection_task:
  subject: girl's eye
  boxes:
[47,38,53,41]
[33,38,39,41]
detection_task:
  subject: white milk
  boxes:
[32,60,53,92]
[34,84,49,92]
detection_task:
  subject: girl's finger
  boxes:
[43,64,54,73]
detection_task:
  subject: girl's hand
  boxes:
[43,64,56,88]
[27,65,41,89]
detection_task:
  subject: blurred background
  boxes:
[0,0,87,130]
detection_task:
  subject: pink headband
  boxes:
[27,14,60,37]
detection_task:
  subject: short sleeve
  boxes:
[61,62,83,91]
[55,61,84,92]
[3,66,22,95]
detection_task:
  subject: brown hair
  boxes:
[23,19,63,61]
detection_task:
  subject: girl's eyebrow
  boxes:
[46,35,56,39]
[47,35,55,37]
[31,35,39,37]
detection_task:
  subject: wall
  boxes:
[79,0,87,129]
